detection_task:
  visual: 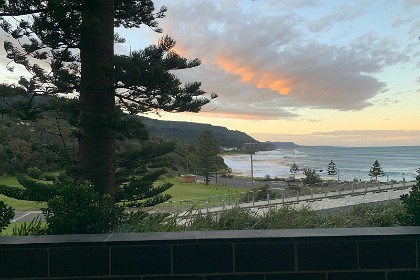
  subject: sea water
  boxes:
[222,146,420,182]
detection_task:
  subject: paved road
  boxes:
[12,211,43,223]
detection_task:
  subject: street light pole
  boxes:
[251,153,254,188]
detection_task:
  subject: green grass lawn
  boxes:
[0,221,48,236]
[0,176,22,188]
[1,223,17,236]
[0,194,46,210]
[0,175,247,210]
[157,178,246,208]
[0,176,46,210]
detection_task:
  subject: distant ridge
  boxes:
[137,116,259,147]
[270,141,301,149]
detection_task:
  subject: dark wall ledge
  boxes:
[1,227,420,280]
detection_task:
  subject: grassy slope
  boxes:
[0,176,46,210]
[0,176,21,187]
[0,175,245,210]
[162,178,244,201]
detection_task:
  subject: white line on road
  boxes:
[12,212,33,222]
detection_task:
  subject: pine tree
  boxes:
[327,160,338,178]
[369,160,385,181]
[194,129,220,185]
[0,1,216,201]
[289,162,299,179]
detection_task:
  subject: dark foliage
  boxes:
[0,200,14,233]
[400,176,420,226]
[43,180,125,234]
[303,168,322,185]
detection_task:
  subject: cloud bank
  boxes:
[252,130,420,147]
[150,0,416,120]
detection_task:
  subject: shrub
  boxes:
[128,211,179,233]
[257,205,320,229]
[42,174,57,181]
[216,208,260,230]
[320,202,404,228]
[43,180,126,234]
[243,184,281,202]
[185,208,260,231]
[12,216,46,236]
[0,201,14,233]
[400,175,420,225]
[26,167,42,179]
[303,168,322,185]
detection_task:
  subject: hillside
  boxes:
[137,116,258,147]
[270,141,301,149]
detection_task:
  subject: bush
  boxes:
[42,174,57,181]
[12,216,46,236]
[257,206,319,229]
[128,211,179,233]
[43,180,126,234]
[400,175,420,225]
[185,208,260,231]
[243,184,281,202]
[26,167,42,179]
[321,202,404,228]
[0,201,14,233]
[216,208,260,230]
[303,168,322,185]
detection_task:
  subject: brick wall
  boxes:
[1,227,420,279]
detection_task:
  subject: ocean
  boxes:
[221,146,420,182]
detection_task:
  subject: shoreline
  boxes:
[221,146,420,182]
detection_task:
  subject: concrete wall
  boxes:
[1,227,420,279]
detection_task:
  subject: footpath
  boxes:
[178,181,415,216]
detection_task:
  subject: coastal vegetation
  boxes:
[2,176,420,236]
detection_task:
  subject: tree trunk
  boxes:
[79,0,116,202]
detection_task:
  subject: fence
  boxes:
[150,180,414,215]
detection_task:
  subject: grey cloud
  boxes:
[404,0,420,7]
[309,4,361,32]
[174,65,299,120]
[157,1,412,119]
[251,130,420,146]
[310,130,420,138]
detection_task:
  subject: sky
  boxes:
[1,0,420,147]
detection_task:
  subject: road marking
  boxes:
[12,212,33,222]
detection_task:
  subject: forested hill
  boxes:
[137,116,259,147]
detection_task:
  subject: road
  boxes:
[12,211,43,223]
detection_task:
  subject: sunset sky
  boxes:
[1,0,419,147]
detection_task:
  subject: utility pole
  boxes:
[251,152,254,188]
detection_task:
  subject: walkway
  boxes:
[178,181,415,216]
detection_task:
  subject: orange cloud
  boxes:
[197,110,273,120]
[216,55,293,95]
